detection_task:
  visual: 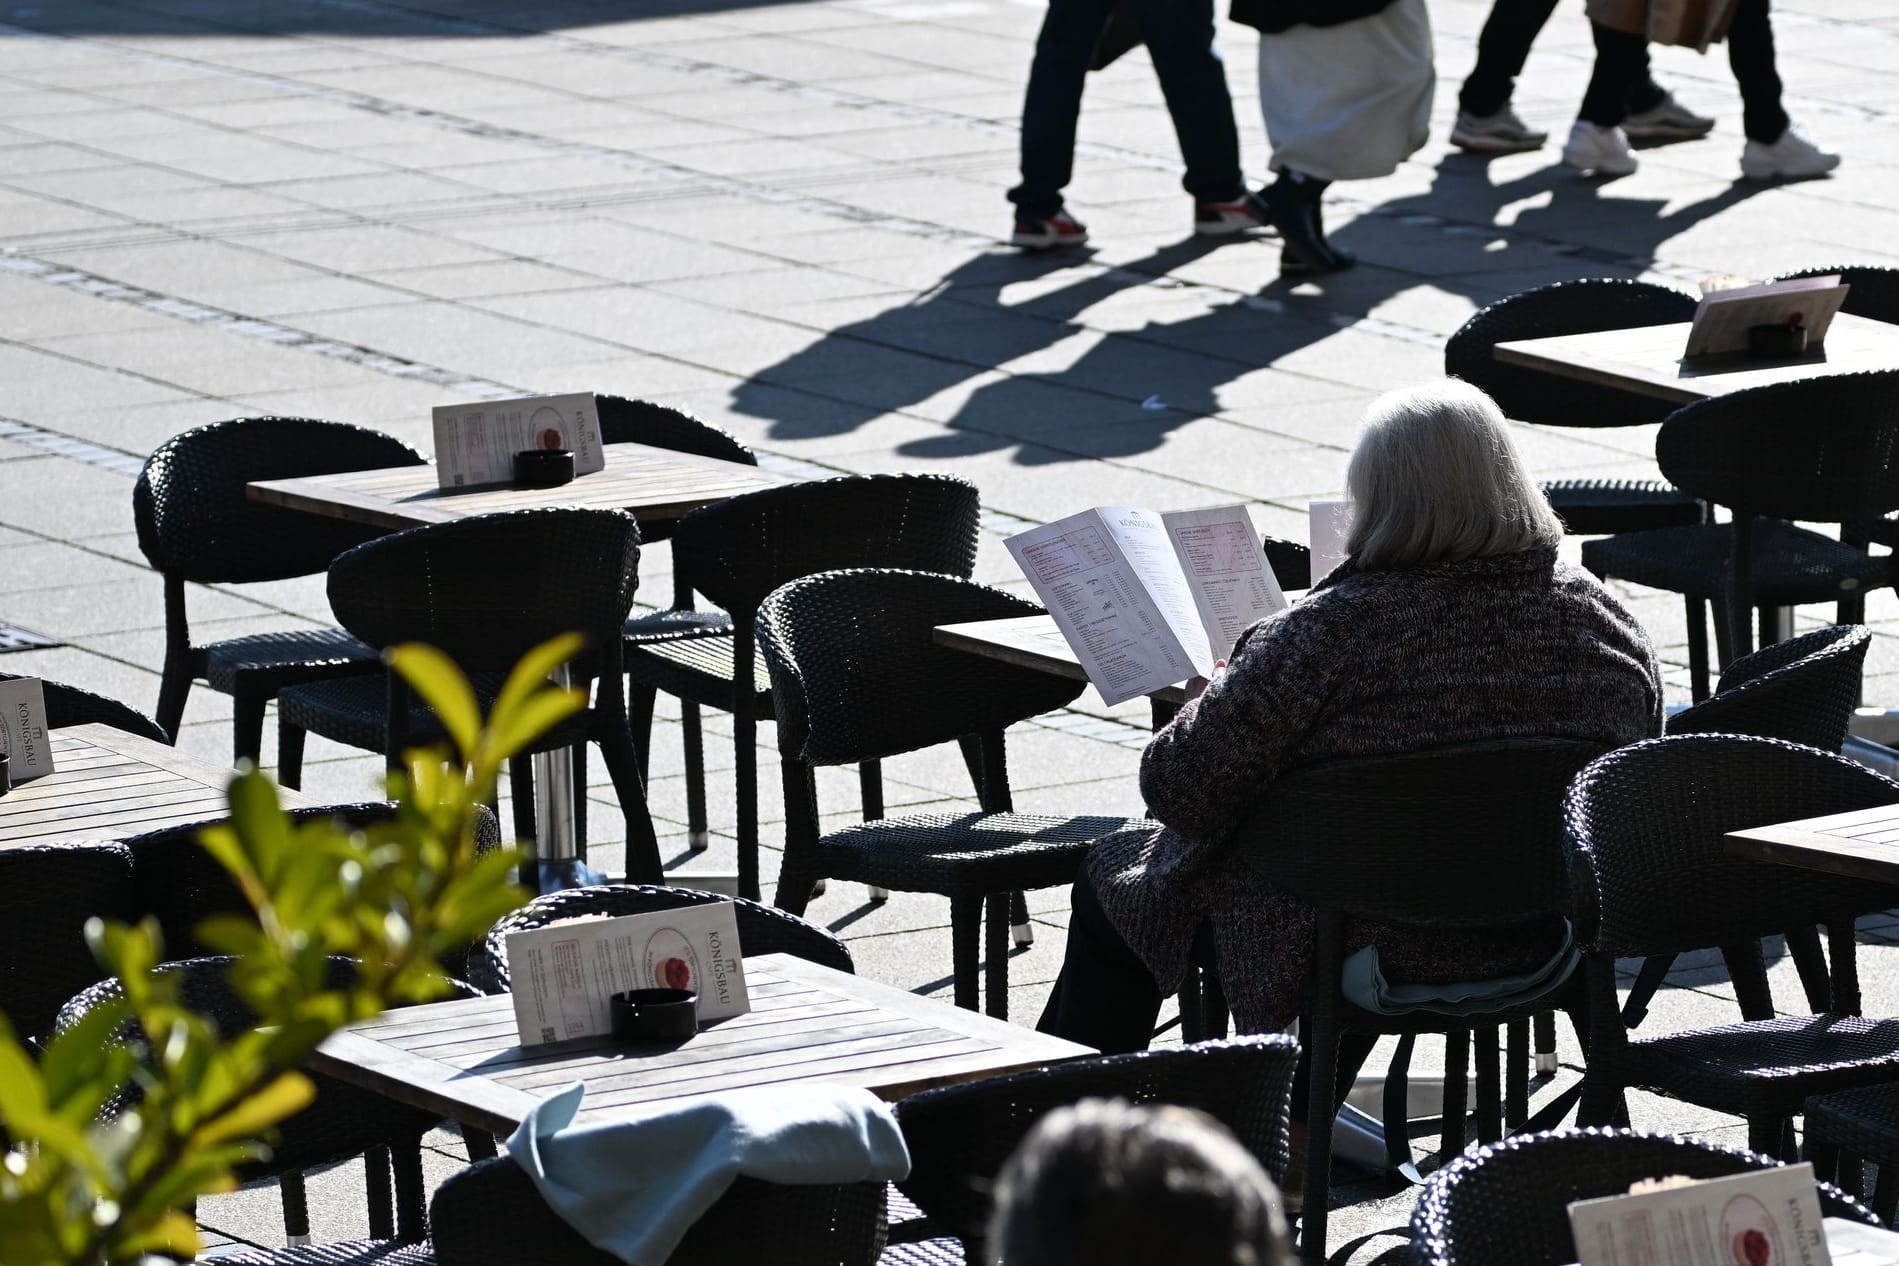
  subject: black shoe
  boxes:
[1261,180,1354,275]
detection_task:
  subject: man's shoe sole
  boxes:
[1623,122,1716,142]
[1011,231,1087,249]
[1451,130,1546,154]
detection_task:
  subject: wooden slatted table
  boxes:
[0,723,312,848]
[246,442,783,533]
[310,953,1093,1136]
[1726,800,1899,885]
[1493,311,1899,406]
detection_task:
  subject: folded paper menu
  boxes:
[1568,1163,1835,1266]
[1307,499,1354,587]
[0,677,54,781]
[1686,275,1849,358]
[505,902,750,1047]
[431,391,607,490]
[1005,505,1288,706]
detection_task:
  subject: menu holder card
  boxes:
[505,901,749,1047]
[0,677,55,781]
[1686,275,1850,359]
[1567,1163,1832,1266]
[431,391,607,491]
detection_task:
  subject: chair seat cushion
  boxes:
[625,633,773,715]
[623,607,735,645]
[1541,478,1703,536]
[201,627,377,693]
[209,1241,435,1265]
[1582,520,1896,604]
[811,812,1146,897]
[278,672,586,754]
[1804,1081,1899,1161]
[1625,1013,1899,1118]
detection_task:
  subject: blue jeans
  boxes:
[1010,0,1244,217]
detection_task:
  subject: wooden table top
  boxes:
[0,724,313,848]
[933,614,1190,707]
[310,952,1094,1136]
[1725,800,1899,885]
[1492,311,1899,406]
[247,442,783,533]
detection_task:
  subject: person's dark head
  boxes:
[1346,378,1562,571]
[987,1099,1294,1266]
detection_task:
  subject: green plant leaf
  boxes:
[387,643,482,759]
[489,631,585,742]
[484,688,585,768]
[192,1072,313,1148]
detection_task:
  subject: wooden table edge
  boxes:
[1724,824,1899,886]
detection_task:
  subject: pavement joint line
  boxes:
[0,413,146,476]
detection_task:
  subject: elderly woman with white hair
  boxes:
[1037,378,1662,1056]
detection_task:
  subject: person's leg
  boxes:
[1458,0,1561,116]
[1009,0,1117,218]
[1037,870,1165,1055]
[1577,22,1648,128]
[1625,44,1667,115]
[1127,0,1244,203]
[1727,0,1790,143]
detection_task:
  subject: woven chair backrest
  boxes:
[757,568,1087,767]
[1656,370,1899,522]
[894,1035,1300,1245]
[134,416,425,583]
[668,473,980,621]
[326,507,640,670]
[594,395,757,466]
[1411,1127,1877,1266]
[1444,279,1698,428]
[432,1155,886,1266]
[1667,624,1869,751]
[1772,265,1899,323]
[0,673,172,744]
[468,883,852,993]
[1564,734,1899,958]
[1231,738,1605,926]
[0,842,133,1042]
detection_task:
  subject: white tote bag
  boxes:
[1255,0,1435,183]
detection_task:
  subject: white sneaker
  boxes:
[1740,124,1840,181]
[1451,106,1548,154]
[1562,120,1639,176]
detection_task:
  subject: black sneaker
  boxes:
[1011,210,1089,250]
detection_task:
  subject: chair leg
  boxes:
[464,1128,497,1162]
[1534,1009,1558,1074]
[1383,1033,1421,1180]
[682,702,709,852]
[626,679,656,781]
[1806,1135,1843,1189]
[232,682,270,767]
[392,1138,427,1243]
[734,711,760,902]
[363,1146,394,1240]
[1875,1163,1899,1224]
[1298,1015,1340,1262]
[1621,954,1675,1029]
[1010,891,1033,948]
[1748,1115,1792,1161]
[1439,1030,1471,1163]
[1203,968,1229,1040]
[1179,970,1205,1043]
[598,730,664,886]
[951,896,982,1012]
[1785,925,1832,1013]
[1505,1018,1528,1129]
[985,892,1010,1021]
[281,1169,312,1246]
[277,719,306,790]
[1473,1025,1502,1144]
[508,756,536,849]
[155,650,192,743]
[1685,595,1712,703]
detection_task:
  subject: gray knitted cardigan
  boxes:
[1086,545,1663,1033]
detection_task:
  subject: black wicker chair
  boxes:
[206,1244,435,1265]
[1410,1126,1879,1265]
[0,842,134,1044]
[624,474,981,899]
[134,417,426,762]
[1582,371,1899,699]
[430,1153,886,1266]
[273,508,661,883]
[1564,734,1899,1159]
[1226,738,1604,1261]
[1804,1082,1899,1222]
[0,672,172,744]
[467,883,851,993]
[56,956,480,1246]
[893,1035,1299,1265]
[1772,265,1899,323]
[757,569,1146,1019]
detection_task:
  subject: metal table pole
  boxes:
[529,665,606,893]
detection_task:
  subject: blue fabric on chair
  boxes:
[1341,922,1579,1017]
[505,1082,911,1266]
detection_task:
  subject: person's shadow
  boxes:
[735,152,1765,467]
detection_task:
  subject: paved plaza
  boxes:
[3,0,1899,1258]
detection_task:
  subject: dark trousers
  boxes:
[1579,0,1787,140]
[1459,0,1663,117]
[1010,0,1243,216]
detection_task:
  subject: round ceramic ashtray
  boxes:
[609,987,699,1041]
[514,448,576,488]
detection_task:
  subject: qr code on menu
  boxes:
[541,1027,556,1043]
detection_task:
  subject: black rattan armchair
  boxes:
[466,883,851,993]
[274,508,661,883]
[208,1244,435,1265]
[1410,1127,1878,1266]
[1582,371,1899,698]
[625,474,981,899]
[894,1035,1299,1264]
[0,672,172,744]
[134,417,426,762]
[1230,739,1604,1261]
[56,957,479,1245]
[430,1153,886,1266]
[0,842,133,1043]
[1564,734,1899,1159]
[1772,265,1899,322]
[757,569,1146,1019]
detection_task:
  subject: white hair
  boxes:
[1344,379,1563,571]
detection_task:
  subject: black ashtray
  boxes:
[610,988,698,1041]
[514,448,576,488]
[0,753,10,798]
[1746,323,1808,359]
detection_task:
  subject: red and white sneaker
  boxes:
[1194,192,1273,237]
[1011,210,1088,250]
